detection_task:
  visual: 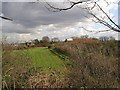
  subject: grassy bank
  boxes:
[52,39,119,88]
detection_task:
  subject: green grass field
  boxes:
[14,47,68,76]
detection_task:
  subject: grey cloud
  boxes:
[2,2,89,36]
[2,2,87,28]
[2,20,34,34]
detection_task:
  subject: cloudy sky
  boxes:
[1,0,119,43]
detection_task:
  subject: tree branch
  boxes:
[95,2,120,29]
[0,16,13,21]
[46,0,90,12]
[79,27,112,33]
[45,0,120,32]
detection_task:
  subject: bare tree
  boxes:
[109,36,115,41]
[51,37,60,42]
[42,36,50,42]
[80,35,89,38]
[45,0,120,32]
[99,36,109,41]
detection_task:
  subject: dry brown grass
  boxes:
[29,74,71,88]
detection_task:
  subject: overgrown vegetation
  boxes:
[52,38,119,88]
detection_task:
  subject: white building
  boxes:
[65,38,73,42]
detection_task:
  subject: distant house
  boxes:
[65,38,73,42]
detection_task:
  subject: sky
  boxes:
[1,0,120,43]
